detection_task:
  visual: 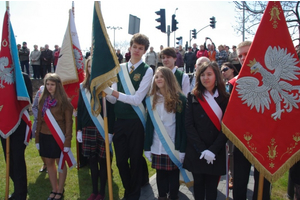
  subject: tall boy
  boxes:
[105,33,153,200]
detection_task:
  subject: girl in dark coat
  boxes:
[183,61,229,200]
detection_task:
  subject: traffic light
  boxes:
[155,9,166,33]
[171,14,178,32]
[192,29,197,39]
[176,36,182,45]
[210,16,216,29]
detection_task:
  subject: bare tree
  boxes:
[115,40,130,55]
[233,1,300,45]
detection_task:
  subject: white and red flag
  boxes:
[222,1,300,182]
[0,10,31,139]
[56,9,85,109]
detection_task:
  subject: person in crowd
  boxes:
[204,37,216,51]
[178,45,185,59]
[233,41,271,200]
[53,45,60,72]
[216,45,228,68]
[30,44,41,79]
[125,47,131,62]
[116,49,124,63]
[1,72,32,200]
[208,44,217,62]
[157,45,164,67]
[175,47,184,71]
[104,33,152,200]
[196,45,208,59]
[77,56,114,200]
[183,61,229,200]
[184,47,197,74]
[190,57,210,92]
[225,46,231,58]
[220,62,238,190]
[40,44,53,76]
[19,42,30,75]
[144,67,186,200]
[161,47,190,96]
[228,45,242,72]
[32,84,48,173]
[35,73,73,200]
[192,43,199,55]
[145,46,157,72]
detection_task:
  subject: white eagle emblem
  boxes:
[236,46,300,120]
[0,57,14,88]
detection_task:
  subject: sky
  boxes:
[0,1,248,54]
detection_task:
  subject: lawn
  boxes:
[0,117,155,200]
[0,117,293,200]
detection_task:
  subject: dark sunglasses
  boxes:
[221,67,229,72]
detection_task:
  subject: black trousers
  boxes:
[192,172,219,200]
[20,61,29,75]
[113,118,148,200]
[156,169,179,200]
[290,161,300,185]
[186,65,194,73]
[89,155,108,196]
[233,148,271,200]
[1,120,27,200]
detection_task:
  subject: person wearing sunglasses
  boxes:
[221,62,238,93]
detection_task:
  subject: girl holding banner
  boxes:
[183,62,229,200]
[35,73,74,200]
[76,57,113,200]
[144,67,187,200]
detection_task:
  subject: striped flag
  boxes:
[56,9,85,109]
[90,1,120,116]
[0,10,31,138]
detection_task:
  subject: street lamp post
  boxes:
[107,26,122,48]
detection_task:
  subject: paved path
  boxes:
[140,166,255,200]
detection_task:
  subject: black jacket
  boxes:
[183,92,228,175]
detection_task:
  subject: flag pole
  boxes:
[5,137,10,200]
[102,92,113,200]
[5,3,10,200]
[257,173,264,200]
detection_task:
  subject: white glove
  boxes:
[200,150,216,164]
[77,131,82,143]
[36,143,40,150]
[73,110,77,117]
[103,87,113,95]
[179,152,185,163]
[63,147,70,153]
[144,151,152,162]
[108,133,113,144]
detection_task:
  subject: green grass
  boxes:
[0,117,155,200]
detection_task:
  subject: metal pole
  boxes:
[167,25,170,47]
[242,1,245,41]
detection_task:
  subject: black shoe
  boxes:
[47,191,56,200]
[54,189,64,200]
[39,164,47,172]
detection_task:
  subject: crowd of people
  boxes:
[2,33,300,200]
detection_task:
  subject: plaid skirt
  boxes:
[152,154,178,171]
[82,126,106,158]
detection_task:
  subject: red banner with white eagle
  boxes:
[55,9,84,109]
[222,1,300,183]
[0,11,31,138]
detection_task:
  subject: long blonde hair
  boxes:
[149,67,182,113]
[38,73,72,112]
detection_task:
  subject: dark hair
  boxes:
[222,62,238,76]
[130,33,150,51]
[160,47,177,58]
[193,61,229,101]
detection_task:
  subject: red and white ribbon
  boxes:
[22,110,32,145]
[44,109,76,172]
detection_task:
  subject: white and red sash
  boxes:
[195,90,222,131]
[22,110,32,145]
[44,109,76,172]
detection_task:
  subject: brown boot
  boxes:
[295,184,300,200]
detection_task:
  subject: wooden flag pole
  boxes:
[257,173,264,200]
[102,92,113,200]
[5,137,10,200]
